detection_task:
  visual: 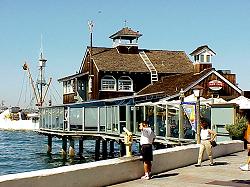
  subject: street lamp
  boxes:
[179,89,185,140]
[192,85,203,144]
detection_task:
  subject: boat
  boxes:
[0,50,52,131]
[0,107,39,130]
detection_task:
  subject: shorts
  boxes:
[141,144,153,161]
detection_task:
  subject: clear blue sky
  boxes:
[1,0,250,107]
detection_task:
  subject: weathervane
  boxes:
[88,20,94,33]
[124,20,127,27]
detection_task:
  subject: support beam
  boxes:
[62,136,67,159]
[109,140,114,158]
[78,138,84,159]
[95,139,100,161]
[102,140,107,159]
[47,134,52,154]
[119,140,126,157]
[69,138,75,158]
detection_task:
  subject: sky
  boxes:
[0,0,250,108]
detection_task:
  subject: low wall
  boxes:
[0,140,244,187]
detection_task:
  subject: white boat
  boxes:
[0,107,39,131]
[0,50,54,131]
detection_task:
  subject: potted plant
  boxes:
[226,114,248,140]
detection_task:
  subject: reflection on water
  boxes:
[0,130,123,176]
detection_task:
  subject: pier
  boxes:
[0,141,244,187]
[37,95,198,160]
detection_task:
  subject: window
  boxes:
[200,55,204,62]
[101,75,116,91]
[206,55,211,62]
[118,76,133,91]
[63,80,74,94]
[194,55,199,62]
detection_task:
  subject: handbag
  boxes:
[210,140,217,147]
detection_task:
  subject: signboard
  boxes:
[208,80,223,91]
[181,102,197,131]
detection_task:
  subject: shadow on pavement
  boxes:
[152,173,179,179]
[207,179,250,186]
[232,180,250,185]
[213,161,228,166]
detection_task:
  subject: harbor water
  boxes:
[0,130,122,176]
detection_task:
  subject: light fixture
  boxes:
[192,85,204,97]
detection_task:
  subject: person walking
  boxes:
[195,118,217,167]
[139,121,156,179]
[240,115,250,171]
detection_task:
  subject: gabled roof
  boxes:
[84,47,194,73]
[58,72,88,82]
[137,68,242,96]
[109,27,142,40]
[190,45,216,56]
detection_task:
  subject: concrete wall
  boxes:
[0,140,244,187]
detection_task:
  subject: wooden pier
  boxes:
[38,96,196,160]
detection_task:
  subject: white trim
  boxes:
[183,69,242,94]
[79,49,89,72]
[101,75,116,91]
[193,62,212,65]
[118,76,133,91]
[93,59,99,72]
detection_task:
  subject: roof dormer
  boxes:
[190,45,216,73]
[109,27,142,54]
[190,45,216,64]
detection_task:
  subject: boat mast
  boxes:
[38,52,47,106]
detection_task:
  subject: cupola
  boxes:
[109,27,142,54]
[190,45,216,73]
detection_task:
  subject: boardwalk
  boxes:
[109,150,250,187]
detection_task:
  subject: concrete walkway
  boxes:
[109,150,250,187]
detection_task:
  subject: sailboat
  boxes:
[0,51,52,131]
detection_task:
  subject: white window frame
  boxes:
[63,80,74,94]
[118,76,133,91]
[206,55,211,62]
[101,75,116,91]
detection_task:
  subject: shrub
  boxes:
[226,114,248,139]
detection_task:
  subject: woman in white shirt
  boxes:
[195,118,217,167]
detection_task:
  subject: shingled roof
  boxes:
[137,68,213,96]
[190,45,216,56]
[90,47,194,73]
[109,27,142,39]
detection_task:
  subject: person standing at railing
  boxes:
[139,121,156,180]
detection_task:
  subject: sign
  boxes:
[208,80,223,91]
[181,102,197,131]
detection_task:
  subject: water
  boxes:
[0,130,122,176]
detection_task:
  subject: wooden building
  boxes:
[138,45,242,100]
[58,27,194,104]
[58,27,242,104]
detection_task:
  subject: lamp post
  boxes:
[179,88,185,140]
[192,85,203,144]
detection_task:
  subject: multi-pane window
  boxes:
[118,76,133,91]
[200,55,204,62]
[206,55,211,62]
[101,75,116,91]
[63,80,74,94]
